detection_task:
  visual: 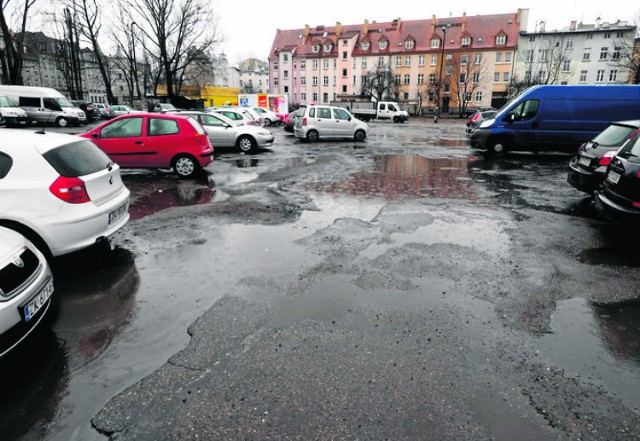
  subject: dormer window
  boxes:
[323,43,333,52]
[379,40,388,50]
[496,34,507,45]
[431,39,441,49]
[405,40,415,49]
[461,37,471,47]
[312,44,320,53]
[361,41,370,50]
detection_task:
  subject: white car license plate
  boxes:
[108,202,128,225]
[579,156,592,167]
[24,278,53,322]
[607,170,621,184]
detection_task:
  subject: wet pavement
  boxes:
[2,118,640,440]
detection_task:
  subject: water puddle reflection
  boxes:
[538,298,640,410]
[304,154,477,200]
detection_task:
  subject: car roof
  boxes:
[611,120,640,128]
[0,129,89,154]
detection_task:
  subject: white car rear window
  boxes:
[42,140,112,177]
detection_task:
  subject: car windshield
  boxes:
[43,140,112,177]
[55,98,74,108]
[592,124,638,147]
[626,135,640,157]
[0,96,17,107]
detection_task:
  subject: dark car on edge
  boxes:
[71,100,98,123]
[568,120,640,194]
[595,130,640,223]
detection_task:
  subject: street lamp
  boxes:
[435,26,446,123]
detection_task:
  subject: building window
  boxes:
[596,69,605,82]
[503,72,510,82]
[562,60,571,72]
[461,54,468,65]
[379,40,388,50]
[565,37,573,49]
[459,73,466,83]
[312,93,318,102]
[616,31,624,38]
[505,52,512,63]
[529,35,536,42]
[609,70,618,82]
[472,72,480,83]
[494,72,500,82]
[342,68,347,77]
[323,59,329,69]
[404,56,411,66]
[361,41,370,50]
[579,70,588,82]
[301,77,306,85]
[445,65,452,75]
[322,93,328,102]
[395,56,401,66]
[526,49,534,62]
[312,76,318,86]
[283,70,289,78]
[475,91,483,102]
[495,52,502,63]
[443,84,450,93]
[540,49,549,62]
[312,60,318,69]
[403,92,409,100]
[405,40,415,49]
[301,60,306,69]
[496,34,506,45]
[378,57,384,66]
[394,74,401,85]
[612,47,621,59]
[301,92,306,101]
[273,62,278,71]
[283,54,289,62]
[586,33,593,40]
[274,78,278,86]
[582,51,591,61]
[323,43,333,52]
[342,85,347,93]
[461,36,471,47]
[403,74,410,84]
[600,47,608,59]
[361,59,367,68]
[418,55,425,66]
[353,75,356,85]
[474,53,482,64]
[539,70,547,82]
[293,77,297,85]
[417,74,424,84]
[312,44,320,53]
[342,51,347,60]
[465,92,472,102]
[429,73,436,84]
[430,55,437,65]
[323,76,329,85]
[431,39,440,49]
[604,32,611,39]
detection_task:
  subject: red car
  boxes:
[79,113,214,178]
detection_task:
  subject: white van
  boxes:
[0,86,86,127]
[0,95,29,127]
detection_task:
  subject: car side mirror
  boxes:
[223,123,231,128]
[348,116,352,121]
[505,112,517,122]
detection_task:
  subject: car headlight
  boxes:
[3,111,17,117]
[479,119,495,129]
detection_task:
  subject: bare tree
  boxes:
[609,14,640,84]
[447,53,491,116]
[0,0,38,84]
[123,0,220,98]
[68,0,114,103]
[108,9,144,105]
[49,6,84,99]
[361,65,398,102]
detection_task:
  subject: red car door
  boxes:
[144,116,185,168]
[93,116,146,167]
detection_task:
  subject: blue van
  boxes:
[469,85,640,155]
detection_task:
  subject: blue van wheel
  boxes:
[487,139,508,156]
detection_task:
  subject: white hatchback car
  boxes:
[294,105,368,142]
[251,107,282,126]
[211,108,262,127]
[0,129,130,258]
[0,227,53,358]
[176,111,274,153]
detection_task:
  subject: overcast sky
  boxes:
[212,0,639,64]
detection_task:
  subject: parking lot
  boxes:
[2,117,640,440]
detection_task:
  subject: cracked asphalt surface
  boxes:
[2,118,640,440]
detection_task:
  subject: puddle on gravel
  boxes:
[538,298,640,410]
[304,154,477,200]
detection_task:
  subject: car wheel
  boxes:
[264,118,272,126]
[486,138,508,156]
[173,154,199,178]
[393,116,399,123]
[237,135,256,153]
[56,117,69,127]
[354,129,366,142]
[306,130,319,142]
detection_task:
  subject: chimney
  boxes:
[595,16,602,29]
[570,20,577,31]
[517,8,529,33]
[362,19,369,36]
[392,18,402,30]
[431,15,436,34]
[538,20,546,33]
[461,12,467,33]
[335,22,342,38]
[303,24,310,38]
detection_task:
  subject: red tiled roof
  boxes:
[269,12,523,59]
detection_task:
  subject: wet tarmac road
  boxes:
[2,118,640,440]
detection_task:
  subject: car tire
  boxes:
[393,116,399,123]
[486,138,508,157]
[354,129,366,142]
[56,117,69,127]
[237,135,256,153]
[306,130,319,142]
[264,118,272,126]
[0,221,52,262]
[172,154,199,178]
